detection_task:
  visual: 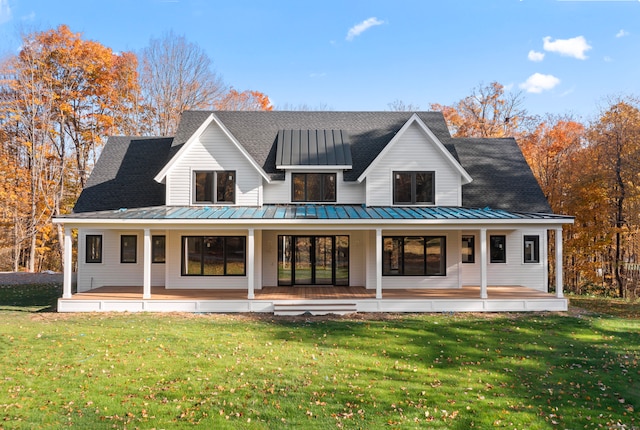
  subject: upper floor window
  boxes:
[393,171,434,205]
[194,171,235,204]
[292,173,336,202]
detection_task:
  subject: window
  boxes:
[393,171,434,205]
[121,235,137,263]
[383,236,446,276]
[193,171,235,204]
[181,236,246,276]
[524,235,540,263]
[86,235,102,263]
[490,235,506,263]
[292,173,336,202]
[152,235,166,263]
[462,235,475,263]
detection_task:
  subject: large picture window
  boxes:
[393,171,434,205]
[292,173,336,202]
[86,235,102,263]
[193,171,235,204]
[383,236,446,276]
[490,235,506,263]
[523,235,540,263]
[181,236,246,276]
[121,235,137,263]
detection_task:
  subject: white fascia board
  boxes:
[153,113,271,183]
[276,165,352,170]
[356,113,473,185]
[210,114,272,183]
[154,113,215,182]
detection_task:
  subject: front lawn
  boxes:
[0,307,638,428]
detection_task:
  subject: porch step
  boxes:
[273,302,357,316]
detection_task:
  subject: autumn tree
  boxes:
[214,89,273,111]
[0,25,140,271]
[140,31,227,136]
[431,81,530,138]
[587,98,640,298]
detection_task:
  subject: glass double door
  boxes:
[278,235,349,286]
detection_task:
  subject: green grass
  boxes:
[0,286,638,429]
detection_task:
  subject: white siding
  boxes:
[365,123,461,206]
[263,171,366,204]
[77,229,165,292]
[460,229,548,291]
[166,122,262,206]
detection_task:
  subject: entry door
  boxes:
[278,235,348,286]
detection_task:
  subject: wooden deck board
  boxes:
[69,285,556,301]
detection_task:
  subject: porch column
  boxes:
[479,228,488,299]
[143,228,151,299]
[555,227,564,298]
[247,228,255,299]
[62,227,73,299]
[376,228,382,299]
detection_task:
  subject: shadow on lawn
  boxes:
[256,313,639,428]
[0,283,62,312]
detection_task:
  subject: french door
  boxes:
[278,235,349,286]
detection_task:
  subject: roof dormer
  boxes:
[275,129,353,170]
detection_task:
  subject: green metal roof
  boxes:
[59,205,573,222]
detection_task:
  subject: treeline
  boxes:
[0,25,272,273]
[2,26,638,299]
[429,82,640,299]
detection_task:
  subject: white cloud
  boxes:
[519,73,561,93]
[543,36,592,60]
[346,17,384,41]
[616,29,629,38]
[0,0,12,24]
[528,50,545,62]
[309,72,327,78]
[22,11,35,21]
[604,56,613,62]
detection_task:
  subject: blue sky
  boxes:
[1,0,639,119]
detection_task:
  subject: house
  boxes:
[53,111,573,313]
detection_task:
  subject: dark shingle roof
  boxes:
[451,137,551,213]
[74,111,552,215]
[275,129,353,167]
[172,111,452,181]
[73,136,173,213]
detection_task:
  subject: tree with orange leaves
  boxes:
[0,25,140,271]
[214,89,273,111]
[431,81,530,138]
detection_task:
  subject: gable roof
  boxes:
[73,111,552,214]
[154,113,271,183]
[73,136,173,213]
[357,113,472,184]
[171,111,453,181]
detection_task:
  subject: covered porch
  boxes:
[57,285,568,313]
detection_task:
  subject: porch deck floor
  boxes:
[69,285,556,301]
